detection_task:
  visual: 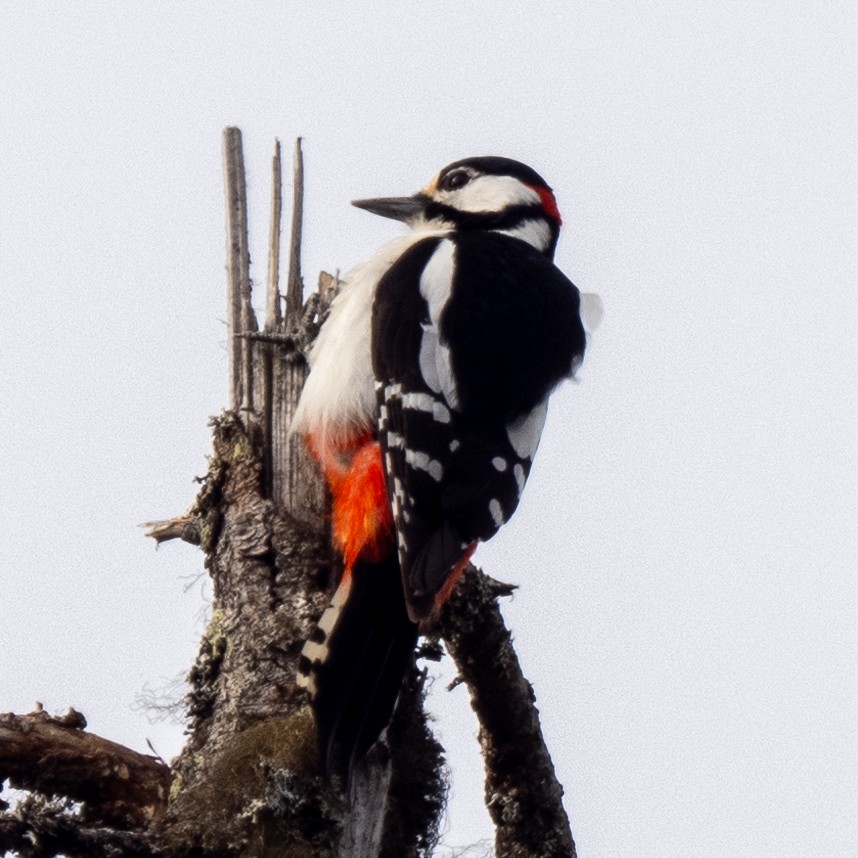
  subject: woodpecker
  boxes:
[293,156,595,783]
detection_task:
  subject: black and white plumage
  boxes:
[373,229,584,618]
[293,155,595,781]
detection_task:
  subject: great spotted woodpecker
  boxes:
[294,156,595,782]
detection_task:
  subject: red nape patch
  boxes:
[527,183,562,226]
[331,441,395,569]
[433,542,477,611]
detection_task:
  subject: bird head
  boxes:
[353,156,562,257]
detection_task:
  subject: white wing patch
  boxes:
[506,398,548,459]
[418,240,461,410]
[418,325,441,393]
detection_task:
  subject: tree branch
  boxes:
[0,794,161,858]
[140,514,201,546]
[439,568,577,858]
[0,708,171,828]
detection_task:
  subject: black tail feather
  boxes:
[300,552,418,785]
[406,519,468,620]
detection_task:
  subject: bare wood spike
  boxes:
[222,127,257,417]
[284,137,304,325]
[265,139,283,331]
[257,139,283,495]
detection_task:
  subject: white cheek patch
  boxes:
[439,175,541,213]
[506,398,548,459]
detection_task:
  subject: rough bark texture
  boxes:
[0,794,161,858]
[439,568,577,858]
[0,708,170,829]
[158,412,341,858]
[156,129,441,857]
[0,128,577,858]
[379,667,448,858]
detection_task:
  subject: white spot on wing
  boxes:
[492,456,507,472]
[506,399,548,459]
[513,463,526,495]
[405,449,444,482]
[489,498,504,527]
[402,392,451,424]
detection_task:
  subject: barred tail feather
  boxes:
[297,553,417,784]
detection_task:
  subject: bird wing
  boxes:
[372,232,585,620]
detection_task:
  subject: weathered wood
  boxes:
[2,130,573,858]
[265,138,327,526]
[223,127,257,416]
[159,414,338,857]
[0,707,171,828]
[337,747,391,858]
[0,797,161,858]
[439,568,577,858]
[284,137,304,325]
[140,514,201,546]
[258,139,283,497]
[265,139,283,331]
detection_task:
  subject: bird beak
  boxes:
[351,193,429,223]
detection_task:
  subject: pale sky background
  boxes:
[1,4,856,856]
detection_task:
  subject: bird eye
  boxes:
[440,170,471,191]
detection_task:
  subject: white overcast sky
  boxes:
[1,4,856,856]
